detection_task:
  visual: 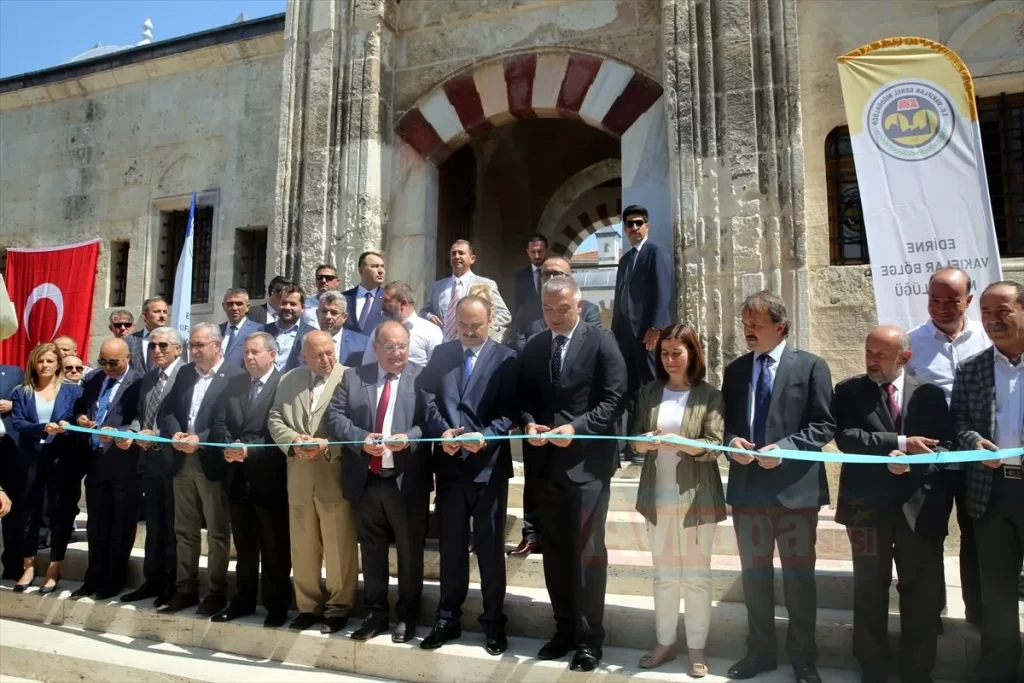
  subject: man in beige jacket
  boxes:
[267,330,359,634]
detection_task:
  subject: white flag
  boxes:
[171,193,195,340]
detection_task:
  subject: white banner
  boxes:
[171,193,195,340]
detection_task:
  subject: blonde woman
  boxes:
[467,283,504,342]
[632,323,726,677]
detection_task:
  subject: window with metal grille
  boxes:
[827,92,1024,264]
[157,206,214,304]
[108,240,130,307]
[234,227,268,299]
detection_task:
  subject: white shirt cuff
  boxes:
[897,435,907,452]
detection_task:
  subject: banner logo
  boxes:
[867,80,954,161]
[22,283,65,343]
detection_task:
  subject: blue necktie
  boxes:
[463,348,474,389]
[248,379,261,405]
[91,378,114,449]
[225,325,237,353]
[752,354,774,447]
[358,292,373,330]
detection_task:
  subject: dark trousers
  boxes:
[229,495,291,617]
[357,474,428,622]
[846,519,944,682]
[520,458,539,544]
[614,330,655,455]
[973,471,1024,683]
[83,476,143,595]
[435,476,507,630]
[944,470,983,621]
[732,505,819,666]
[535,476,610,648]
[142,473,176,592]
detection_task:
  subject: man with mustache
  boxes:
[950,280,1024,683]
[129,297,170,374]
[421,240,511,343]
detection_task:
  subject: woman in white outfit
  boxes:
[632,323,726,677]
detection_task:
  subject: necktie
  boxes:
[551,335,568,385]
[248,378,262,405]
[225,325,237,353]
[443,278,462,340]
[463,348,475,389]
[358,292,374,330]
[309,374,325,405]
[752,354,774,447]
[533,268,541,293]
[370,373,395,473]
[143,371,167,430]
[884,383,901,425]
[91,378,115,449]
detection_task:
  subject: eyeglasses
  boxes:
[63,365,84,372]
[541,270,568,279]
[316,274,339,282]
[189,340,215,351]
[110,322,132,329]
[148,341,174,350]
[97,358,122,367]
[625,219,646,228]
[379,343,408,353]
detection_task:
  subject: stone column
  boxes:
[271,0,397,292]
[661,0,807,381]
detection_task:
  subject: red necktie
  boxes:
[370,373,394,473]
[885,383,901,423]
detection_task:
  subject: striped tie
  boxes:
[443,278,462,341]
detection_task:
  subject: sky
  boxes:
[574,222,621,255]
[0,0,286,78]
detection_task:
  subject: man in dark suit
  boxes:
[248,275,292,326]
[0,363,25,580]
[108,309,136,339]
[951,280,1024,683]
[342,251,388,335]
[518,276,627,672]
[66,338,143,600]
[512,233,548,315]
[833,325,953,683]
[128,297,170,375]
[116,326,184,606]
[418,295,518,654]
[265,285,315,373]
[610,205,672,433]
[208,332,290,627]
[219,288,263,367]
[722,290,835,683]
[324,320,432,644]
[159,322,246,616]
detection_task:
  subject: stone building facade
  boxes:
[0,0,1021,381]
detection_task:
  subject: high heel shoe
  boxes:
[13,567,36,593]
[39,568,61,596]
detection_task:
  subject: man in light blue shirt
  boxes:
[265,285,314,372]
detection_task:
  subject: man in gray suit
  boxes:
[129,297,170,374]
[951,280,1024,683]
[721,291,836,683]
[421,240,511,343]
[115,327,184,606]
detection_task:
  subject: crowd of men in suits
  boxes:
[0,204,1022,683]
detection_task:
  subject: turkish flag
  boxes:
[0,239,101,367]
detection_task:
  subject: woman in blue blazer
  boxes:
[9,342,82,594]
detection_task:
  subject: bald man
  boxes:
[68,337,145,600]
[832,326,953,683]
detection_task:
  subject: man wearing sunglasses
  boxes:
[108,310,135,339]
[301,264,342,328]
[61,357,86,385]
[611,205,672,460]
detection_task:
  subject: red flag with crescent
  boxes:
[0,239,100,367]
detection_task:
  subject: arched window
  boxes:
[827,92,1024,265]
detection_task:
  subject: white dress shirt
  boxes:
[273,322,300,371]
[354,286,379,323]
[187,359,224,432]
[375,365,402,469]
[264,304,279,325]
[139,329,151,365]
[404,311,443,367]
[993,348,1024,466]
[301,295,321,328]
[747,340,786,434]
[220,319,247,354]
[551,319,581,378]
[906,317,991,404]
[656,387,690,491]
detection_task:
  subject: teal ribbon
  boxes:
[60,424,1022,465]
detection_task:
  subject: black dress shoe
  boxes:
[196,594,227,617]
[392,620,415,643]
[210,603,255,623]
[570,645,602,672]
[288,612,321,631]
[420,623,461,650]
[727,655,777,679]
[350,616,389,641]
[507,539,537,557]
[95,588,121,600]
[484,631,507,656]
[121,584,162,602]
[264,613,288,628]
[70,585,96,599]
[793,663,822,683]
[153,590,174,608]
[537,634,575,660]
[320,616,348,634]
[159,592,200,613]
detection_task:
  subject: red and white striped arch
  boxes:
[396,51,664,162]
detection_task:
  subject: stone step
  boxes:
[0,581,976,681]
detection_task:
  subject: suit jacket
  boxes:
[420,272,512,335]
[950,347,1009,520]
[131,361,183,477]
[513,264,540,317]
[419,339,518,483]
[219,318,264,367]
[722,345,836,509]
[264,320,314,372]
[74,369,144,481]
[833,373,953,539]
[343,286,388,335]
[518,322,627,484]
[506,299,602,354]
[267,362,348,505]
[336,328,370,367]
[11,382,81,463]
[248,303,273,325]
[325,361,431,502]
[126,331,148,375]
[210,369,285,507]
[160,361,247,480]
[0,364,25,447]
[611,239,673,340]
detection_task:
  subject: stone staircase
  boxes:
[0,462,1000,682]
